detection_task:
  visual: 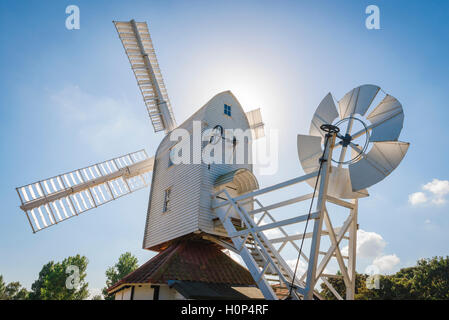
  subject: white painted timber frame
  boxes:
[212,133,359,300]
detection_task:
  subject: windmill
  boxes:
[15,20,409,300]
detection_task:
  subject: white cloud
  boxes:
[342,229,386,258]
[88,287,103,300]
[432,197,446,205]
[409,179,449,206]
[341,229,400,274]
[372,254,400,273]
[262,228,283,239]
[286,258,308,276]
[50,85,149,154]
[357,230,387,258]
[423,179,449,196]
[258,219,283,239]
[408,192,428,205]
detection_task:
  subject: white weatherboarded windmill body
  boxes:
[15,20,409,300]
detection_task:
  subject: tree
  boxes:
[0,275,29,300]
[0,276,5,300]
[319,272,369,300]
[320,256,449,300]
[102,252,139,300]
[410,256,449,299]
[29,254,89,300]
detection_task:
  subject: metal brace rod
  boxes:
[229,213,319,238]
[212,171,319,209]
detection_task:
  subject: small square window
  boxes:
[163,188,171,212]
[224,104,231,117]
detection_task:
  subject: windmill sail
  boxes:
[16,150,154,233]
[114,20,177,133]
[309,93,339,140]
[298,85,409,199]
[246,108,265,139]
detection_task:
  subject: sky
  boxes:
[0,0,448,297]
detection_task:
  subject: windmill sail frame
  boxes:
[114,20,177,133]
[16,150,154,233]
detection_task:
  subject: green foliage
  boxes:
[102,252,139,300]
[320,256,449,300]
[0,275,29,300]
[0,275,5,300]
[29,254,89,300]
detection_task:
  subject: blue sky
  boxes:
[1,0,448,296]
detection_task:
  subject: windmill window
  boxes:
[168,145,180,167]
[168,153,174,167]
[224,104,232,117]
[163,188,171,212]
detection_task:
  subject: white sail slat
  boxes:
[79,192,88,210]
[28,185,37,200]
[36,184,44,197]
[246,108,265,140]
[64,174,72,187]
[43,180,51,194]
[45,204,55,224]
[37,207,48,227]
[349,141,409,191]
[21,187,30,202]
[58,200,68,219]
[52,202,63,221]
[338,85,380,119]
[30,209,41,230]
[67,198,76,216]
[367,95,404,142]
[309,93,339,139]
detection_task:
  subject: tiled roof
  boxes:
[108,240,256,293]
[168,280,264,300]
